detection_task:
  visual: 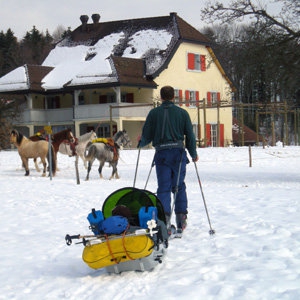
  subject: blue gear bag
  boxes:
[87,208,104,235]
[102,215,129,234]
[138,206,158,229]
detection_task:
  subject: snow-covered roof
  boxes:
[0,13,211,93]
[0,66,28,91]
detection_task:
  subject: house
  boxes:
[0,13,234,148]
[232,117,264,146]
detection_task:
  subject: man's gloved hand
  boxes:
[192,155,199,162]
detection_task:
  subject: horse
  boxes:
[58,130,97,169]
[84,130,131,180]
[10,129,56,177]
[27,131,47,172]
[51,128,75,169]
[26,128,75,171]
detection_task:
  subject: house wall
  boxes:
[157,43,231,99]
[10,46,233,147]
[61,94,73,107]
[154,42,233,146]
[32,95,45,109]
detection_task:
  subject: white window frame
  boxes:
[211,92,219,105]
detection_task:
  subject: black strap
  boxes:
[160,106,176,143]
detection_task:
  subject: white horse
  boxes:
[59,130,97,169]
[84,130,131,180]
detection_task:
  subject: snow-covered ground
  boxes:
[1,145,300,300]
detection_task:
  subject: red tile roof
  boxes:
[232,117,264,145]
[0,13,217,93]
[26,65,53,92]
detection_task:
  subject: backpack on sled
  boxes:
[65,187,169,274]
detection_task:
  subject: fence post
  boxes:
[248,145,252,168]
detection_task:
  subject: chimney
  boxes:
[92,14,100,24]
[80,15,89,31]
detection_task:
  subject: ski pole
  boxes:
[144,156,155,190]
[170,150,184,220]
[133,148,141,187]
[65,229,151,246]
[194,162,215,235]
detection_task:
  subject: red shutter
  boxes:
[112,125,117,135]
[185,90,190,107]
[217,92,221,102]
[206,124,211,146]
[187,53,195,70]
[195,91,200,107]
[200,55,206,71]
[220,124,224,147]
[54,96,60,108]
[207,92,212,107]
[126,93,134,103]
[99,95,107,104]
[179,89,183,106]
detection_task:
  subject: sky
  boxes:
[0,0,282,40]
[1,144,300,299]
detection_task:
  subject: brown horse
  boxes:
[50,129,75,169]
[10,129,56,177]
[51,128,75,154]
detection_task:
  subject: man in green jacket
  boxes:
[138,85,198,234]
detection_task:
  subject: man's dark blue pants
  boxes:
[154,148,188,216]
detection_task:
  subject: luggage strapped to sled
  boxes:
[65,187,168,273]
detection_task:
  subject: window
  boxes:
[46,96,60,109]
[99,94,116,104]
[85,52,96,61]
[185,90,200,107]
[211,124,218,147]
[206,123,225,147]
[174,89,183,106]
[98,124,110,137]
[98,124,117,137]
[121,93,134,103]
[207,92,220,107]
[107,94,116,103]
[79,95,84,105]
[187,53,206,71]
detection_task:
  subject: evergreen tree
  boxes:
[20,26,53,65]
[0,29,21,77]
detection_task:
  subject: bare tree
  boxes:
[201,0,300,43]
[0,96,24,150]
[52,25,67,43]
[200,1,300,141]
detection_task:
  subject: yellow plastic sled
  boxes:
[82,234,154,269]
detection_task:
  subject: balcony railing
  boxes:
[18,103,153,124]
[17,108,73,125]
[75,103,153,119]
